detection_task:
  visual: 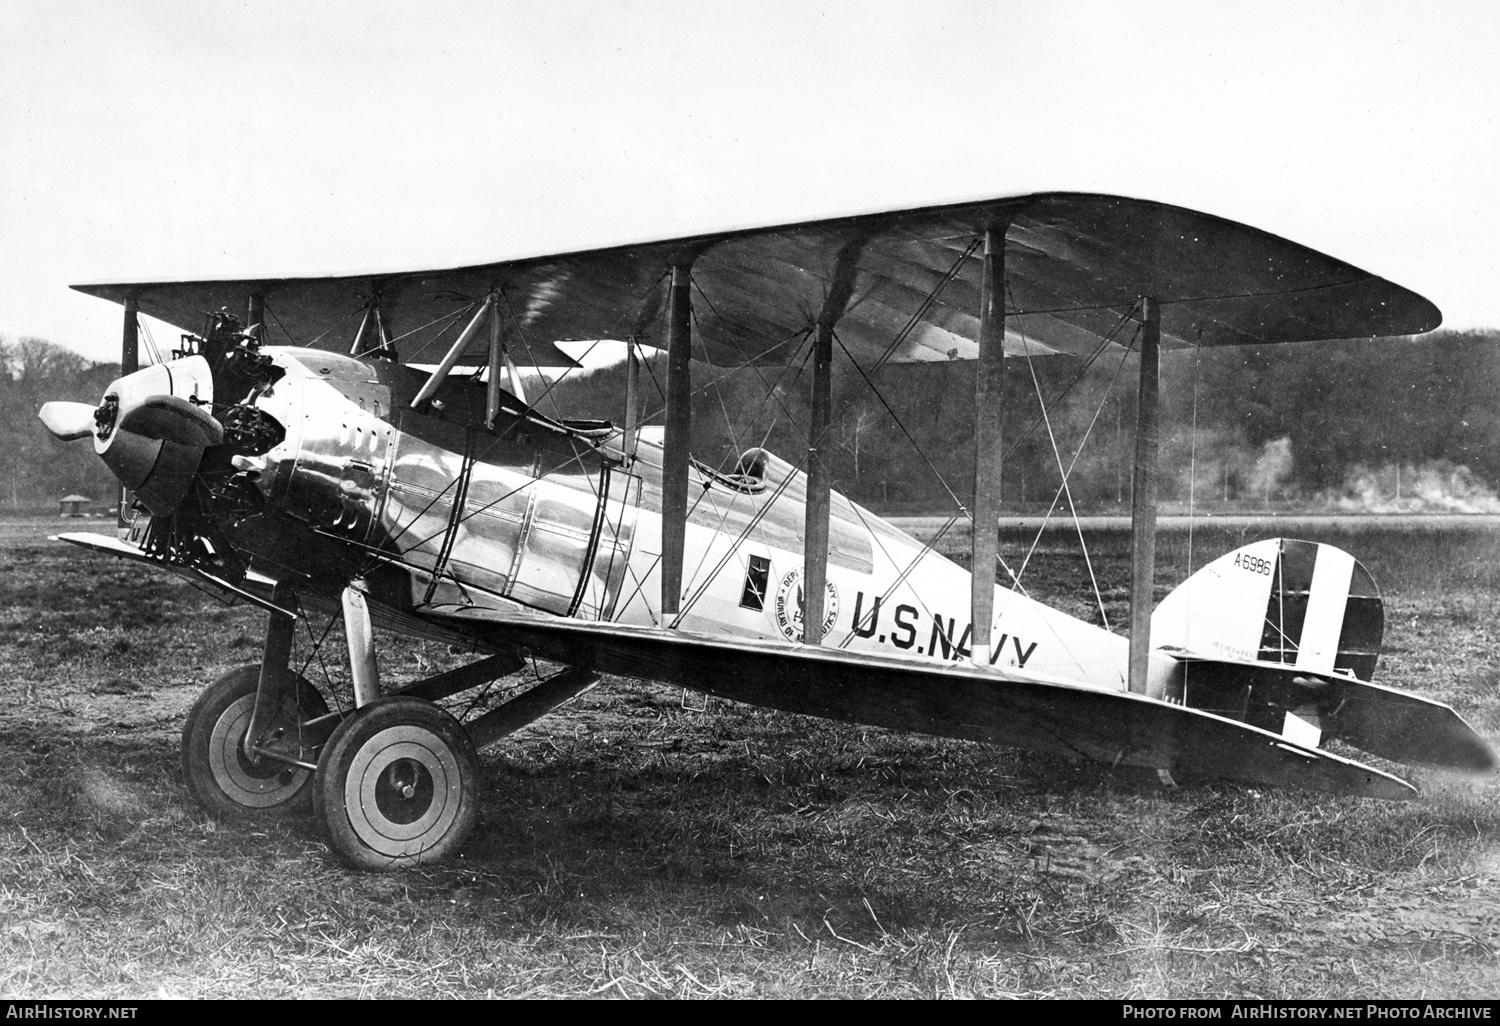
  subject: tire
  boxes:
[181,664,330,819]
[313,696,480,871]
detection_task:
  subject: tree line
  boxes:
[9,328,1500,512]
[540,328,1500,512]
[2,337,120,508]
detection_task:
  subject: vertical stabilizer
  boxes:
[1152,538,1383,682]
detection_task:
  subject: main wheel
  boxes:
[313,696,480,871]
[181,664,330,819]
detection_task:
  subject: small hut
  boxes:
[58,494,90,518]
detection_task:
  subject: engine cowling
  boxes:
[40,355,219,515]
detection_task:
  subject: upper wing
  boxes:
[73,192,1441,368]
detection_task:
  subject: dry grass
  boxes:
[1,521,1499,997]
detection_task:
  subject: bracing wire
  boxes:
[671,337,821,624]
[834,331,972,521]
[1001,303,1140,463]
[515,270,670,414]
[687,300,747,462]
[1013,303,1126,630]
[1185,337,1205,581]
[676,338,818,602]
[1006,327,1137,600]
[137,318,164,366]
[833,325,1053,598]
[868,235,984,375]
[686,276,823,462]
[383,303,475,354]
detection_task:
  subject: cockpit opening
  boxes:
[693,447,771,494]
[735,448,769,482]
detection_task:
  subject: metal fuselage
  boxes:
[192,347,1135,694]
[78,341,1500,795]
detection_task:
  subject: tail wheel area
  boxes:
[181,664,330,819]
[313,696,480,871]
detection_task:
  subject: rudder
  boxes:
[1152,537,1383,681]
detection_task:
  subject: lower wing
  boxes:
[426,605,1417,800]
[55,530,297,617]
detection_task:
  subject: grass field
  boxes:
[2,517,1500,997]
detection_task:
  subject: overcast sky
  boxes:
[3,0,1497,364]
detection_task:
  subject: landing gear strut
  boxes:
[183,583,598,870]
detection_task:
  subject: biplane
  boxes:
[38,191,1496,870]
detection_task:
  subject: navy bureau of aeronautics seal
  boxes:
[773,567,839,642]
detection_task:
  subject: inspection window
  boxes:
[740,555,771,610]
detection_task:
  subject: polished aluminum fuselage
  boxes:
[238,349,1135,692]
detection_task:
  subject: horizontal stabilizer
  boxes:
[1171,654,1495,773]
[1328,675,1497,772]
[426,607,1417,800]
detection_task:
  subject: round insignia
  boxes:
[772,567,839,643]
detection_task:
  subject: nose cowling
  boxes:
[38,355,221,515]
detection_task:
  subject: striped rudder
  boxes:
[1152,538,1383,682]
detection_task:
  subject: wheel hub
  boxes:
[374,757,434,824]
[211,694,312,803]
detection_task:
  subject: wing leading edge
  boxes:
[73,192,1440,369]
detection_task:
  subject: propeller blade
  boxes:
[118,395,224,447]
[38,402,98,441]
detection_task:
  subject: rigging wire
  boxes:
[687,301,747,461]
[369,280,643,582]
[867,235,984,375]
[834,331,972,520]
[137,318,164,366]
[683,274,821,451]
[1001,303,1140,462]
[1012,291,1117,630]
[1005,326,1137,597]
[675,338,817,601]
[1186,338,1204,581]
[836,504,966,651]
[263,301,336,351]
[345,242,1173,644]
[989,297,1139,607]
[670,337,821,625]
[642,269,823,618]
[832,327,1033,627]
[514,270,671,415]
[402,300,484,366]
[670,461,805,628]
[636,330,811,432]
[293,599,346,714]
[382,303,475,353]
